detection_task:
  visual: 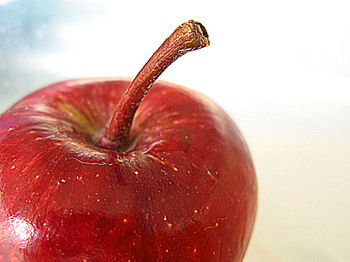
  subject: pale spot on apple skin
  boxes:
[35,175,40,179]
[194,209,198,214]
[173,167,178,171]
[123,218,128,223]
[205,167,218,183]
[203,222,219,231]
[193,248,197,253]
[134,171,139,175]
[163,215,167,221]
[167,223,173,228]
[10,165,15,170]
[76,176,85,184]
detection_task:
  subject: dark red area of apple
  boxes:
[0,20,257,261]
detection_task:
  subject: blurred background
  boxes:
[1,0,349,261]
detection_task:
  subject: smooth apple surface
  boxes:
[0,78,257,261]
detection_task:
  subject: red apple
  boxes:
[0,20,257,261]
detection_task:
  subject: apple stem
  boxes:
[97,20,210,151]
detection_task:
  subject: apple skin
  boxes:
[0,78,257,261]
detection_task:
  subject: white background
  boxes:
[1,0,350,261]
